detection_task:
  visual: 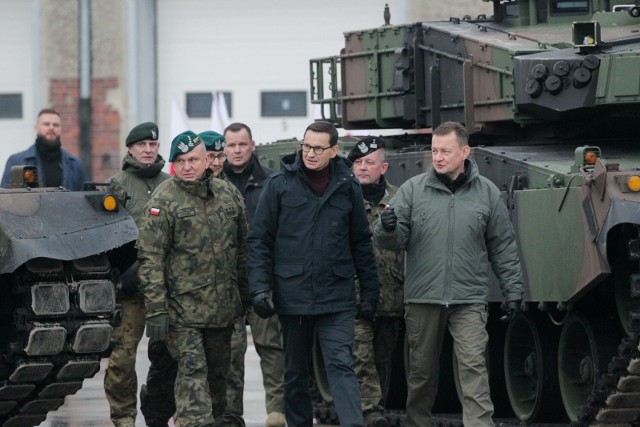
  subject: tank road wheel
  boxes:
[504,312,563,422]
[558,312,618,421]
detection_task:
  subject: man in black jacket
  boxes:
[221,123,285,427]
[248,121,379,427]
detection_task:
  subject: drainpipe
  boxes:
[79,0,92,180]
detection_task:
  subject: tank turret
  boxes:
[300,1,640,425]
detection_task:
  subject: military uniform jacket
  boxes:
[108,154,171,225]
[374,159,524,305]
[361,180,404,317]
[137,174,249,328]
[248,152,379,316]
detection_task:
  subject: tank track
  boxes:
[0,255,121,427]
[573,332,640,427]
[313,333,640,426]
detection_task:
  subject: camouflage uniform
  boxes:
[104,154,170,427]
[354,179,404,426]
[137,173,249,427]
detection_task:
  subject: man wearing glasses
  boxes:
[248,121,379,427]
[220,122,285,427]
[137,131,249,427]
[199,130,227,178]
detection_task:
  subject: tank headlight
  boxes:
[102,194,118,211]
[627,175,640,192]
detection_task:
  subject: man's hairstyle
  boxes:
[224,122,253,140]
[304,121,339,146]
[433,121,468,147]
[37,108,60,119]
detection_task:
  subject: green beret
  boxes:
[348,136,386,162]
[126,122,159,146]
[199,131,226,152]
[169,131,203,162]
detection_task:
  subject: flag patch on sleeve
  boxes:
[150,207,161,216]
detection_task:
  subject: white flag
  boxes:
[170,95,191,140]
[210,91,231,133]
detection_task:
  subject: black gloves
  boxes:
[252,291,276,319]
[120,267,140,296]
[500,300,523,322]
[380,205,397,231]
[356,300,377,321]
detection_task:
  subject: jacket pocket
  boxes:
[274,263,304,278]
[332,261,355,279]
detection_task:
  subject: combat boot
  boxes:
[265,411,286,427]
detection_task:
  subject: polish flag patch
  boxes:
[149,207,161,216]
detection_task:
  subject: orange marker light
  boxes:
[628,175,640,192]
[103,195,118,212]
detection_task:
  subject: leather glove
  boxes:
[380,205,398,231]
[146,311,169,342]
[252,291,276,319]
[356,300,377,321]
[500,300,522,322]
[120,267,140,296]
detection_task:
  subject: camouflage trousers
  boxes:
[140,340,177,427]
[222,309,285,426]
[353,316,402,420]
[104,294,146,426]
[167,324,233,427]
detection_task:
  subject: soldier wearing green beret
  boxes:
[348,136,404,427]
[199,130,227,178]
[104,121,171,427]
[137,131,249,427]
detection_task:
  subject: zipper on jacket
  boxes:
[444,194,455,305]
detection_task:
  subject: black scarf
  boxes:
[435,159,470,193]
[361,175,387,205]
[35,136,62,187]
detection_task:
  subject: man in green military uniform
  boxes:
[137,131,249,427]
[348,137,404,427]
[104,122,171,427]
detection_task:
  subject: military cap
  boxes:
[347,136,386,162]
[169,130,203,162]
[199,130,226,152]
[126,122,159,146]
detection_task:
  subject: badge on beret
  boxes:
[214,140,223,151]
[169,131,202,161]
[151,129,157,140]
[348,136,387,162]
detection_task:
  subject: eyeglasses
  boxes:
[300,143,332,155]
[210,153,227,161]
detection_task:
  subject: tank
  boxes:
[0,165,137,427]
[258,1,640,425]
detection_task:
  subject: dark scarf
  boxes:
[35,136,62,187]
[226,160,254,195]
[361,175,387,205]
[302,161,330,196]
[435,159,470,193]
[122,153,166,179]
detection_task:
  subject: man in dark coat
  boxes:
[248,121,379,427]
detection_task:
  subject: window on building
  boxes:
[186,92,232,118]
[261,91,307,117]
[0,94,23,119]
[551,0,588,14]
